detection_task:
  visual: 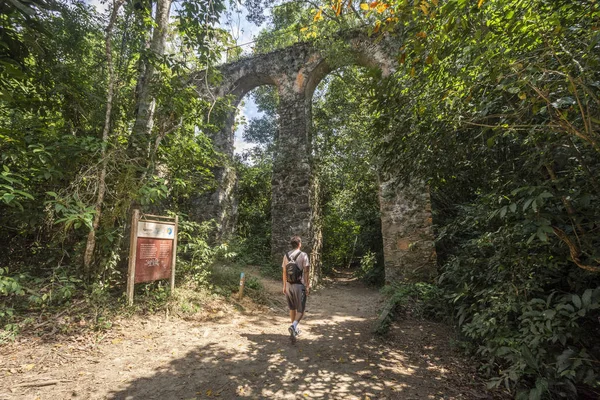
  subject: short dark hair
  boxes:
[290,236,301,248]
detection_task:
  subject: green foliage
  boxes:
[259,262,282,280]
[137,177,169,206]
[312,67,384,278]
[229,86,276,271]
[382,281,444,320]
[176,0,226,54]
[438,215,600,397]
[351,0,600,396]
[355,250,384,285]
[374,281,444,335]
[207,262,265,304]
[234,149,272,265]
[0,0,236,341]
[483,289,600,398]
[0,267,24,327]
[0,0,228,276]
[25,268,82,306]
[253,2,311,54]
[0,267,24,298]
[0,265,87,344]
[0,166,34,209]
[176,217,219,286]
[46,191,95,231]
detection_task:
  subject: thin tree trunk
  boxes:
[83,0,126,278]
[129,0,172,159]
[347,235,358,269]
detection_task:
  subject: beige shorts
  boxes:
[286,283,306,313]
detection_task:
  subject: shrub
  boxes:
[355,250,385,286]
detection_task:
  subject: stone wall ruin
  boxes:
[191,34,437,284]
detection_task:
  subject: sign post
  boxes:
[127,211,178,306]
[238,272,245,300]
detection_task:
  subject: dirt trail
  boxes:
[1,270,494,400]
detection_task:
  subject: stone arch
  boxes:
[294,53,393,283]
[194,34,436,284]
[303,44,394,100]
[191,69,280,239]
[210,71,280,156]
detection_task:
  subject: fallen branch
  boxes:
[553,227,600,273]
[14,379,72,388]
[31,299,87,330]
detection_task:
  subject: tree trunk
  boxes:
[129,0,172,160]
[83,0,126,278]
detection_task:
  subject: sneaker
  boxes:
[294,328,301,337]
[288,325,296,343]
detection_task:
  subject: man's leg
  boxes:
[293,286,307,333]
[294,312,303,323]
[286,290,298,341]
[291,312,303,336]
[288,309,297,342]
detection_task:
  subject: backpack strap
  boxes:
[285,250,301,262]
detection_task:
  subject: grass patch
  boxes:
[0,260,272,345]
[259,262,281,280]
[374,281,444,335]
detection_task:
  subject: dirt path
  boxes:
[0,270,494,400]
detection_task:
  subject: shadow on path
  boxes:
[108,275,489,399]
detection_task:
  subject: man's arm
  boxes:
[304,254,310,295]
[282,257,287,294]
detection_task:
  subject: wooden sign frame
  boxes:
[126,210,179,305]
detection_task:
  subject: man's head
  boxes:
[290,236,302,249]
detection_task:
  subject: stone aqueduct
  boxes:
[192,34,437,283]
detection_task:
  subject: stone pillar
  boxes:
[308,166,323,286]
[379,179,437,282]
[210,106,238,239]
[271,92,313,264]
[190,104,238,240]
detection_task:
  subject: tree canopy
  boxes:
[1,0,599,397]
[239,0,600,397]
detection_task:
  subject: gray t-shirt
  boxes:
[282,249,310,285]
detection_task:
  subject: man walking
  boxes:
[282,235,310,342]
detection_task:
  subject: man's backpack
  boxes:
[285,251,303,284]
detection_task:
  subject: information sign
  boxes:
[137,221,176,239]
[134,238,173,283]
[126,211,178,305]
